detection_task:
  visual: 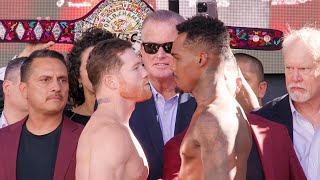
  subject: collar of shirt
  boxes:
[149,82,179,102]
[289,97,297,115]
[0,111,8,128]
[289,98,314,132]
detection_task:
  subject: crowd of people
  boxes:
[0,9,319,180]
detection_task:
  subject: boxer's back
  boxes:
[179,96,252,180]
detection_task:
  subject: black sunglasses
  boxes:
[142,42,173,54]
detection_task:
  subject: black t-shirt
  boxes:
[16,121,62,180]
[64,107,91,125]
[246,136,265,180]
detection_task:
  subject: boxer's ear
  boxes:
[199,52,208,67]
[103,75,118,90]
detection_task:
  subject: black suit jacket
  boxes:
[129,94,197,180]
[252,94,293,141]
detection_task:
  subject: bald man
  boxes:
[234,53,267,105]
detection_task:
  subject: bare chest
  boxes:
[124,132,149,180]
[180,128,200,161]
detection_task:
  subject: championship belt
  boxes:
[0,0,283,50]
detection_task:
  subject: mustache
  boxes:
[287,83,305,89]
[46,93,63,101]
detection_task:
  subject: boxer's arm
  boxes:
[88,126,131,179]
[236,68,260,113]
[18,41,55,57]
[195,112,228,180]
[0,41,55,81]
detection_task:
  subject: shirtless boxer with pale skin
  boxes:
[170,16,252,180]
[76,38,152,180]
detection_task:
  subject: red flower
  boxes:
[274,31,282,38]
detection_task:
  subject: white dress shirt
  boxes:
[150,83,179,144]
[0,111,8,128]
[290,98,320,180]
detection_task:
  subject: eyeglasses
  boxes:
[142,42,173,54]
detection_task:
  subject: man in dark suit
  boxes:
[129,10,197,180]
[0,49,83,180]
[130,93,196,180]
[253,95,293,138]
[253,27,320,180]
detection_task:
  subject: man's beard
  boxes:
[119,82,152,102]
[287,83,311,103]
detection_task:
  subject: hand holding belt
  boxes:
[0,0,283,50]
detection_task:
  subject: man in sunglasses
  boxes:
[129,10,197,180]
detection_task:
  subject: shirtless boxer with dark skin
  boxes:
[170,16,252,180]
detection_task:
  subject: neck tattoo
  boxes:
[97,97,111,105]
